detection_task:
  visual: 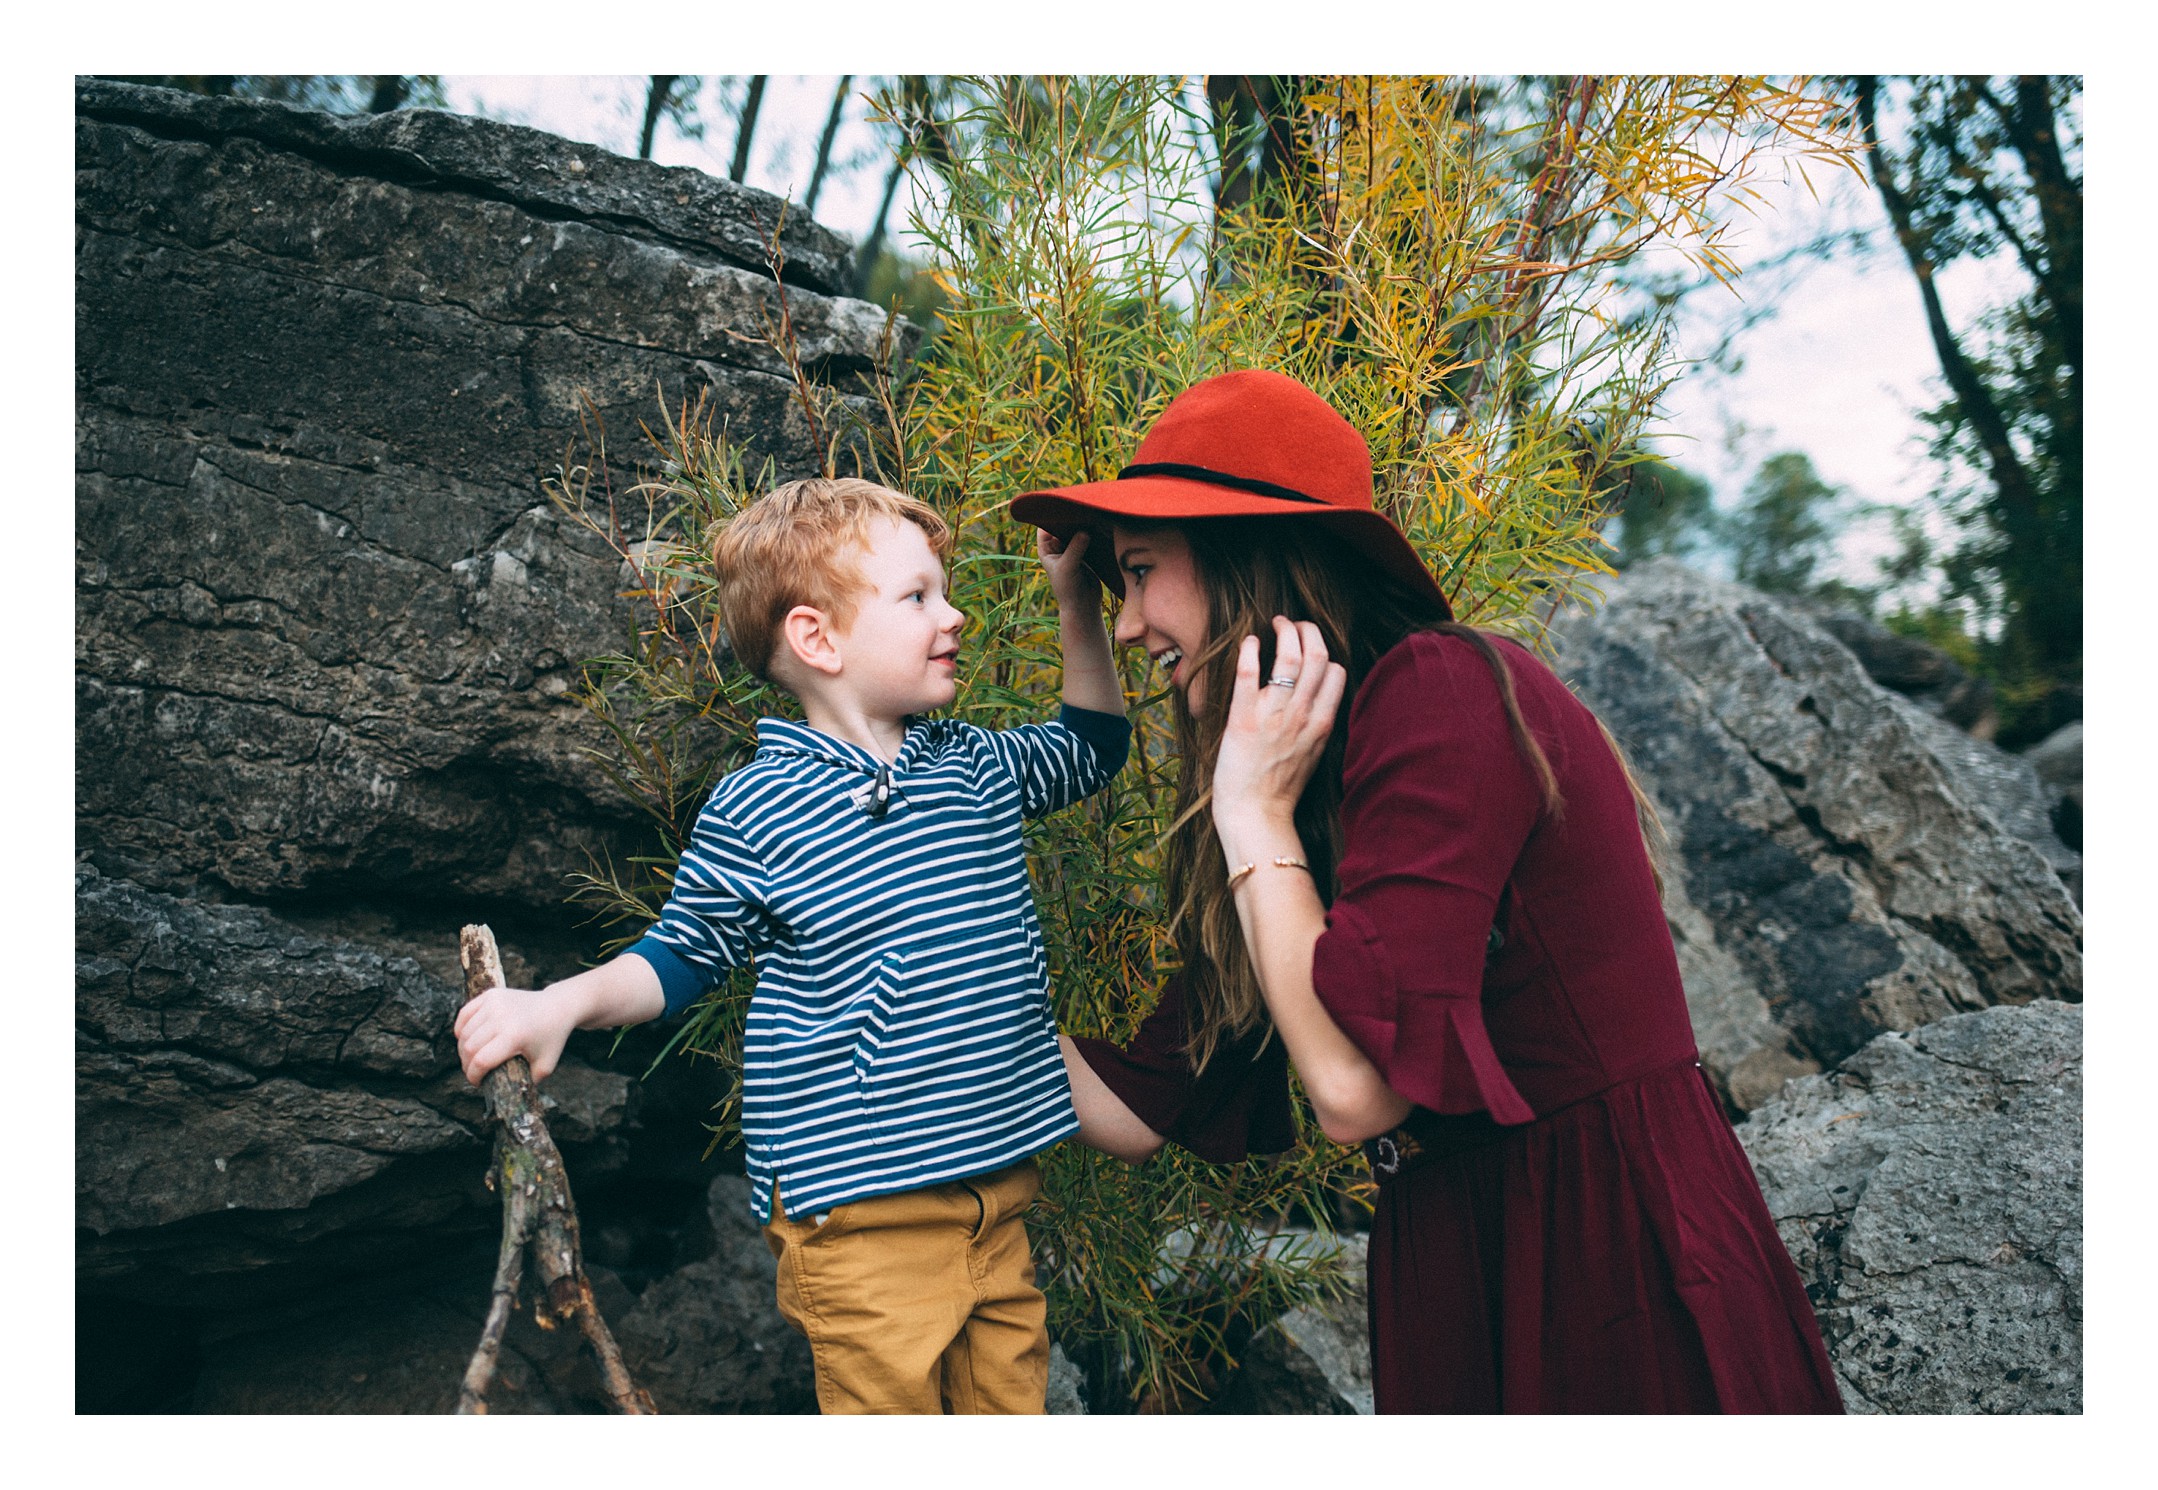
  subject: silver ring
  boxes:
[1267,675,1299,688]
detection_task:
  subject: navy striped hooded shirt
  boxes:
[627,705,1130,1221]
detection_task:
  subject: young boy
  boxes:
[455,476,1128,1414]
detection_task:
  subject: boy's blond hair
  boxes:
[711,476,953,683]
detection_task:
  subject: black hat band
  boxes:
[1115,462,1328,507]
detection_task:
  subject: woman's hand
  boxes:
[1211,617,1347,844]
[1038,527,1103,612]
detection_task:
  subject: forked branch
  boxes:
[455,924,656,1415]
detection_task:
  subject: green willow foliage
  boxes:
[549,75,1858,1410]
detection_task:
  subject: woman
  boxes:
[1012,369,1841,1414]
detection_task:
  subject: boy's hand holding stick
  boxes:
[455,923,655,1415]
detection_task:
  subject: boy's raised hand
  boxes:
[1038,527,1102,610]
[454,984,580,1086]
[1037,526,1124,717]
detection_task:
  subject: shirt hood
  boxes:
[754,717,937,777]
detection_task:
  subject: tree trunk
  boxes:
[1856,75,2079,713]
[1855,79,2046,556]
[639,76,678,161]
[731,75,768,183]
[1206,75,1259,224]
[805,75,853,214]
[856,152,908,299]
[455,924,655,1415]
[2007,76,2082,385]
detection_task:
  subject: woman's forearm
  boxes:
[1059,597,1126,717]
[1058,1035,1165,1163]
[1216,814,1412,1145]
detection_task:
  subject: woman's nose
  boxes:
[1112,599,1143,646]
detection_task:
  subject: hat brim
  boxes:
[1010,475,1453,620]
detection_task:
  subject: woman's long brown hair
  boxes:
[1156,519,1666,1072]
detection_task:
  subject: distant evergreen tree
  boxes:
[1609,457,1715,568]
[1728,451,1841,594]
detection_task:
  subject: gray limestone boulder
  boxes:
[1736,1001,2082,1413]
[1207,1326,1361,1414]
[1045,1342,1089,1414]
[71,78,915,1405]
[1271,1241,1373,1414]
[1548,562,2083,1113]
[1200,1230,1371,1414]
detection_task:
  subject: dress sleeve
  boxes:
[1067,974,1296,1162]
[979,704,1130,819]
[1310,635,1538,1125]
[623,802,780,1019]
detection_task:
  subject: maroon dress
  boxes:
[1073,630,1842,1413]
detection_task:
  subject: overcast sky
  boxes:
[443,75,2029,595]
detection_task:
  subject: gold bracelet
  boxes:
[1226,856,1310,891]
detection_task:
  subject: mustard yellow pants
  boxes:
[762,1159,1050,1414]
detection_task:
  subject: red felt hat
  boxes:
[1009,368,1452,619]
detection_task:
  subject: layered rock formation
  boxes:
[1548,560,2082,1113]
[75,79,905,1401]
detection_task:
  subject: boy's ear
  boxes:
[780,604,845,678]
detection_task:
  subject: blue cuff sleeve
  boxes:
[624,936,712,1019]
[1058,703,1132,777]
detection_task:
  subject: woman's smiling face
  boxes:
[1111,524,1213,707]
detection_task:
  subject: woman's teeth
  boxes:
[1160,649,1182,671]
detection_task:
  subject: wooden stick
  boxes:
[455,924,656,1414]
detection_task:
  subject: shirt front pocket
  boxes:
[850,952,903,1106]
[848,930,1002,1137]
[850,945,934,1136]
